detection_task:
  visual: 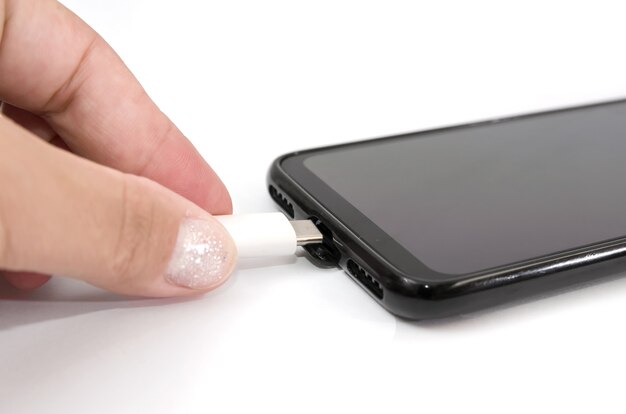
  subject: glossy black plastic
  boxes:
[267,99,626,320]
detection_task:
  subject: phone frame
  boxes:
[267,99,626,319]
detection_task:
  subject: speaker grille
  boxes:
[269,185,295,218]
[347,259,383,299]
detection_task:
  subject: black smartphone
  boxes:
[267,99,626,320]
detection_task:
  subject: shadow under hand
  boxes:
[0,276,202,331]
[0,253,300,331]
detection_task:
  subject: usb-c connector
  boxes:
[290,220,324,246]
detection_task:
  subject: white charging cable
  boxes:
[215,213,323,258]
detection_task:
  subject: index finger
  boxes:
[0,0,232,214]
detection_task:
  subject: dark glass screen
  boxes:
[301,102,626,274]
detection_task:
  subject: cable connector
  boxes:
[290,220,324,246]
[215,213,323,259]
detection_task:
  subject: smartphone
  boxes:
[267,99,626,320]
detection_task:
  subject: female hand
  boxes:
[0,0,237,296]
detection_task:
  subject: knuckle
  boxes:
[109,175,158,287]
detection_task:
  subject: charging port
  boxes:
[302,217,341,268]
[347,259,383,299]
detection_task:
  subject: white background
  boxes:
[2,1,626,413]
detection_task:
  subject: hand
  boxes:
[0,0,237,296]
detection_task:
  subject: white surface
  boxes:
[216,213,297,258]
[2,1,626,413]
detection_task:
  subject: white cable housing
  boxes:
[215,213,297,258]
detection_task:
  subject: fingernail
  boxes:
[165,218,236,289]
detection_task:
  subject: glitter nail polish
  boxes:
[165,218,235,289]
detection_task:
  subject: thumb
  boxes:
[0,117,237,297]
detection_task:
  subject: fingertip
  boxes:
[202,176,233,215]
[179,148,233,215]
[3,271,52,290]
[163,216,237,292]
[79,174,236,298]
[141,135,234,215]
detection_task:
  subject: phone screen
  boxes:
[298,101,626,274]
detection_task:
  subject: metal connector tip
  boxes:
[290,220,324,246]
